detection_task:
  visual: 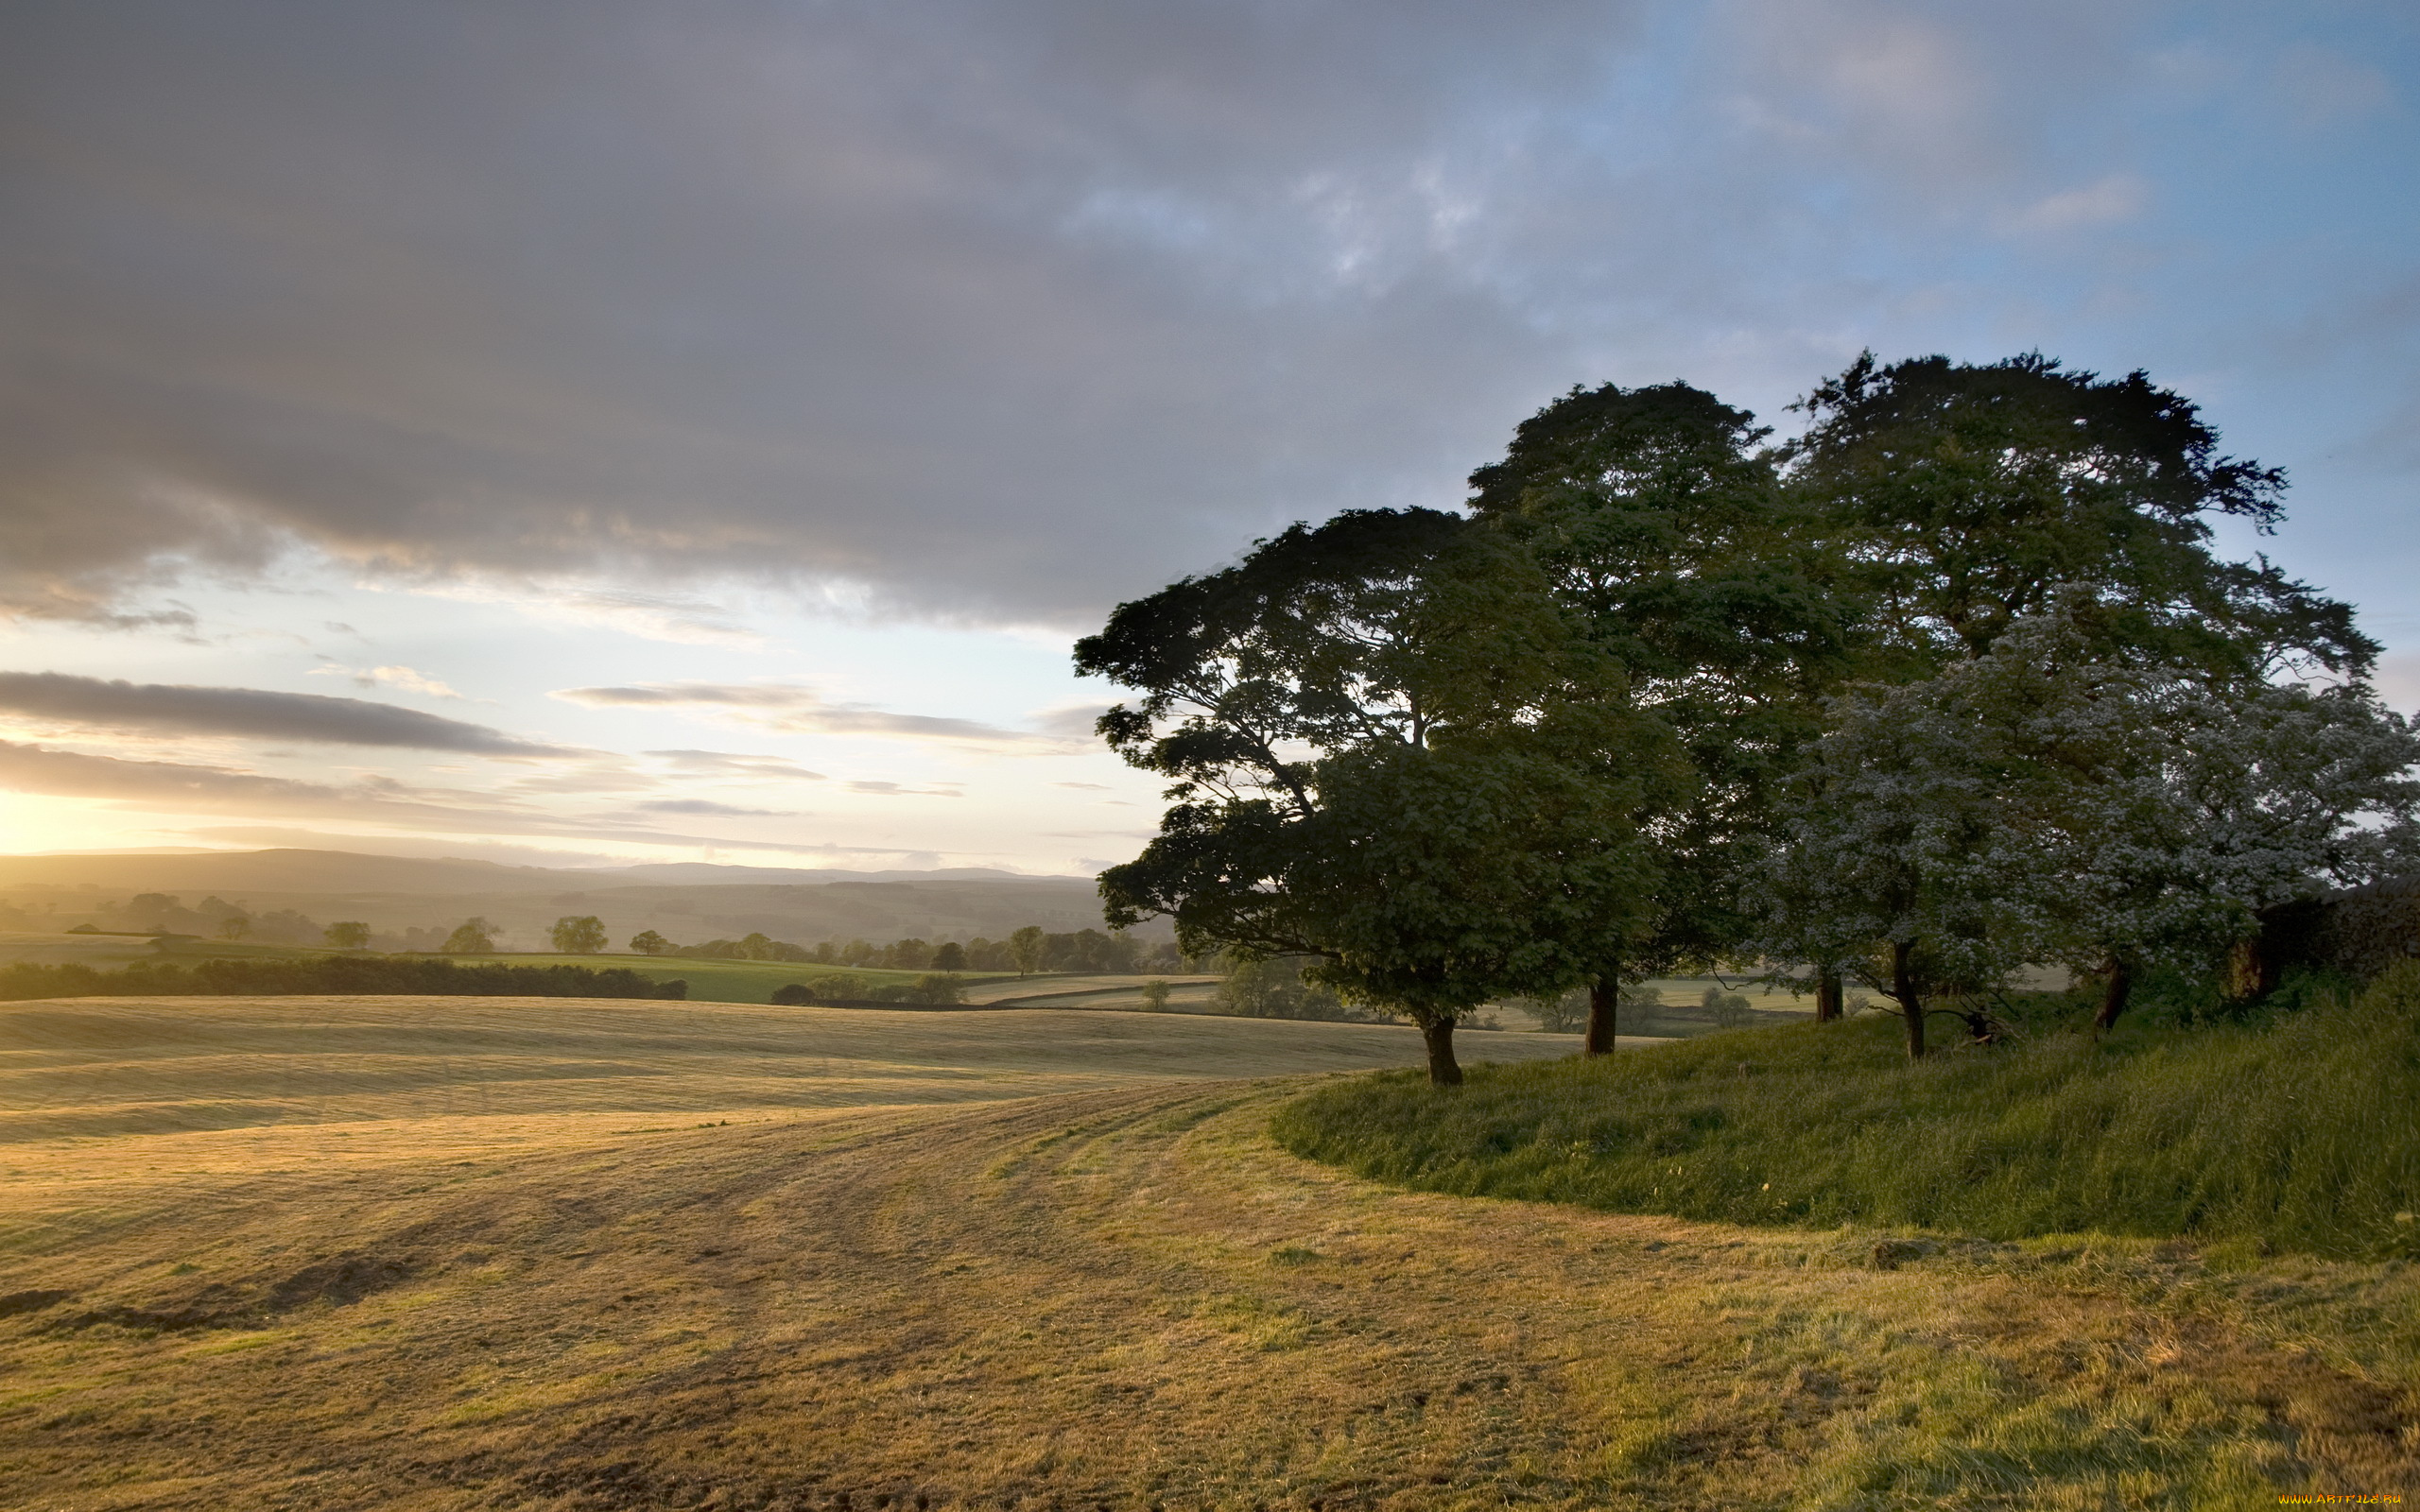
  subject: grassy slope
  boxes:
[2,995,2415,1506]
[1277,968,2420,1262]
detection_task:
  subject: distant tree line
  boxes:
[0,956,687,1002]
[1080,352,2419,1083]
[34,892,466,951]
[767,974,967,1005]
[12,897,1206,982]
[614,923,1197,975]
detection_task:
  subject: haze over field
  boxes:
[2,2,2417,875]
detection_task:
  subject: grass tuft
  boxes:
[1273,963,2420,1259]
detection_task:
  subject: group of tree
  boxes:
[30,893,492,953]
[767,973,966,1006]
[0,955,687,1002]
[76,893,326,945]
[617,925,1191,975]
[1214,955,1393,1022]
[50,901,1212,979]
[1082,352,2419,1083]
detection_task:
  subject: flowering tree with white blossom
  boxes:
[1755,601,2420,1054]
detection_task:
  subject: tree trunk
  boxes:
[2227,923,2291,1003]
[1891,938,1925,1060]
[1584,972,1620,1057]
[1421,1016,1464,1086]
[1814,968,1842,1024]
[2094,955,2133,1034]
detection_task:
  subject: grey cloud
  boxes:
[0,671,572,755]
[636,799,794,816]
[0,0,2405,634]
[844,782,963,798]
[432,584,769,647]
[0,739,362,810]
[0,0,2012,630]
[181,825,915,864]
[175,827,651,868]
[0,738,832,852]
[497,765,662,797]
[563,683,1052,745]
[1028,704,1115,743]
[4,0,1625,626]
[645,749,829,780]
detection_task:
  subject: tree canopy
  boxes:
[1786,352,2375,682]
[1080,507,1680,1082]
[1465,381,1848,1046]
[1087,351,2411,1074]
[549,915,608,954]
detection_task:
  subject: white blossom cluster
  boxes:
[1754,595,2420,999]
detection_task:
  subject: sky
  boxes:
[1,0,2415,876]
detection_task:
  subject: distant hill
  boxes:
[0,849,573,894]
[593,862,1059,885]
[0,848,1132,950]
[0,849,1082,894]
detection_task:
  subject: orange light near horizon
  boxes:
[0,792,187,855]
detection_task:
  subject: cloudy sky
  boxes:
[2,0,2415,875]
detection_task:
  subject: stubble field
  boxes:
[1,996,2413,1509]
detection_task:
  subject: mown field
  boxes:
[2,994,2412,1508]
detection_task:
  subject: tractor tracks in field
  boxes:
[4,1079,2417,1509]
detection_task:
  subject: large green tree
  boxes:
[549,915,608,954]
[1467,381,1852,1047]
[1767,352,2385,1020]
[1078,508,1679,1084]
[1785,352,2375,682]
[1008,926,1046,977]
